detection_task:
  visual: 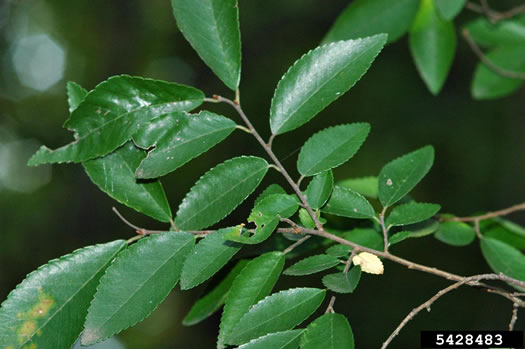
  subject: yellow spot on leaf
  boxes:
[17,321,37,344]
[23,344,37,349]
[353,252,384,275]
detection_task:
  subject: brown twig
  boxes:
[379,206,389,252]
[449,201,525,222]
[465,1,525,22]
[463,29,525,80]
[509,302,519,330]
[381,274,506,349]
[325,251,358,313]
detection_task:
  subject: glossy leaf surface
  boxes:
[29,75,204,165]
[305,170,334,209]
[481,237,525,289]
[471,46,525,100]
[175,156,268,230]
[284,254,340,276]
[227,194,298,244]
[224,288,326,345]
[386,202,441,227]
[300,313,355,349]
[237,330,303,349]
[297,123,370,176]
[270,35,387,135]
[323,0,420,44]
[171,0,241,90]
[183,260,248,326]
[254,184,287,206]
[322,267,361,294]
[323,185,375,219]
[180,228,242,290]
[435,221,476,246]
[378,145,434,207]
[82,232,194,345]
[0,240,125,349]
[83,142,172,223]
[133,111,236,178]
[435,0,466,20]
[66,81,88,113]
[218,252,284,348]
[409,0,456,94]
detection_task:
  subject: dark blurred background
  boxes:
[1,0,524,348]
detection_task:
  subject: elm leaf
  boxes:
[323,185,375,219]
[322,268,361,294]
[378,145,434,207]
[237,330,304,349]
[66,81,88,113]
[171,0,241,90]
[409,0,456,95]
[218,252,285,348]
[481,237,525,290]
[338,176,378,199]
[284,254,340,276]
[81,232,195,345]
[465,15,525,47]
[224,288,326,345]
[270,35,386,135]
[434,221,476,246]
[305,170,334,209]
[297,123,370,176]
[254,184,287,206]
[28,75,204,165]
[471,46,525,100]
[323,0,420,44]
[183,260,248,326]
[0,240,125,349]
[133,111,236,178]
[175,156,268,230]
[435,0,466,20]
[386,202,441,227]
[300,313,355,349]
[83,142,172,223]
[180,228,242,290]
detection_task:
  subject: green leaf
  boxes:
[297,123,370,176]
[218,252,285,348]
[226,194,299,244]
[183,260,248,326]
[255,184,287,206]
[284,254,340,276]
[66,81,88,113]
[237,330,303,349]
[306,170,334,209]
[471,46,525,100]
[175,156,268,230]
[378,145,434,207]
[322,0,420,44]
[338,176,378,199]
[480,237,525,289]
[133,111,236,178]
[389,231,412,245]
[322,267,361,294]
[269,35,387,135]
[435,0,466,20]
[171,0,241,90]
[83,142,172,223]
[386,202,441,227]
[434,221,476,246]
[465,15,525,47]
[409,0,456,94]
[345,228,384,250]
[81,232,194,345]
[28,75,204,166]
[0,240,125,349]
[482,218,525,250]
[323,185,375,219]
[300,313,355,349]
[224,288,326,345]
[180,228,242,290]
[408,219,440,237]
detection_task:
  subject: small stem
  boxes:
[325,296,337,314]
[296,175,305,189]
[235,125,252,134]
[465,1,525,21]
[126,235,143,244]
[379,207,389,252]
[463,29,525,80]
[509,302,519,330]
[283,235,310,254]
[235,88,241,104]
[210,95,324,232]
[325,251,358,313]
[447,201,525,222]
[267,134,276,149]
[268,164,282,172]
[480,0,496,23]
